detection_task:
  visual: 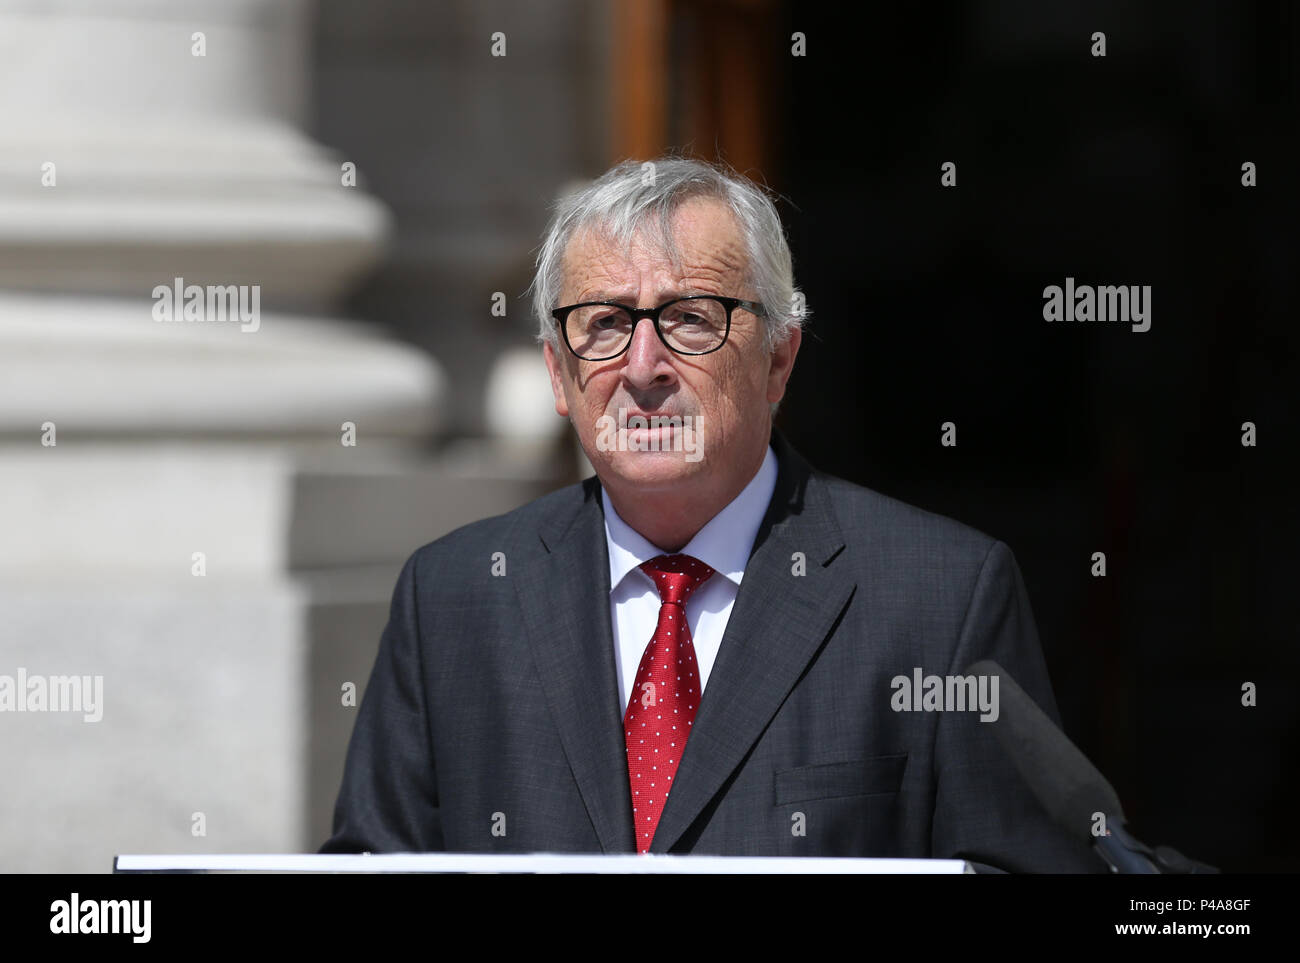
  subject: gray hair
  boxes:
[529,157,807,355]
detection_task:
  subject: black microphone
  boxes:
[965,659,1217,874]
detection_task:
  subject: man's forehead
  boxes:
[561,199,747,295]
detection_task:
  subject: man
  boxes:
[321,157,1100,871]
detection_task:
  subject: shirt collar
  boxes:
[603,444,779,592]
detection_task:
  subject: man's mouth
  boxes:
[618,409,684,429]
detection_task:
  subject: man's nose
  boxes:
[622,314,676,387]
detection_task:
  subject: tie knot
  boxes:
[640,553,715,606]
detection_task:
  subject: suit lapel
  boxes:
[513,478,636,853]
[649,429,856,852]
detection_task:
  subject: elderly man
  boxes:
[321,157,1098,871]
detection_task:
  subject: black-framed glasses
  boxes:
[551,295,767,361]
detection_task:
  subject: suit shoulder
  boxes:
[814,469,1004,571]
[404,475,593,568]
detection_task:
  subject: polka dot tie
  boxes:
[624,553,715,853]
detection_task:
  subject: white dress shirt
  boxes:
[603,445,779,714]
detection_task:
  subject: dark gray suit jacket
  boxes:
[322,428,1101,871]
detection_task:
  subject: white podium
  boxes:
[113,853,973,874]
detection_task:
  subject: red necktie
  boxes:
[624,553,715,853]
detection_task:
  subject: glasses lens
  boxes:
[566,304,634,358]
[660,298,728,353]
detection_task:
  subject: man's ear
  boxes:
[766,325,802,405]
[543,340,571,417]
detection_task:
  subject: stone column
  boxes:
[0,0,557,871]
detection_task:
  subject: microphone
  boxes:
[965,659,1217,874]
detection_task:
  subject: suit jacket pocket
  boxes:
[774,754,908,805]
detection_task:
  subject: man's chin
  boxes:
[593,449,706,487]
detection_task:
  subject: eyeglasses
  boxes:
[551,295,767,361]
